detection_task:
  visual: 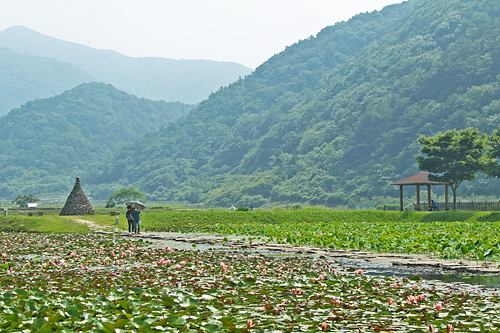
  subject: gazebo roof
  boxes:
[390,172,448,186]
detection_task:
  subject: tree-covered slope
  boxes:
[0,82,193,197]
[0,26,253,105]
[0,46,94,116]
[90,0,500,207]
[87,0,420,204]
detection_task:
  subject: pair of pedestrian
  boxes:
[126,205,143,234]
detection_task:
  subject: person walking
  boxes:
[131,207,143,234]
[126,206,134,234]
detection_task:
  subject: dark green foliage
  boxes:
[416,128,486,208]
[11,194,39,207]
[482,125,500,178]
[376,204,400,211]
[0,83,193,197]
[106,186,145,207]
[236,206,249,211]
[89,0,500,207]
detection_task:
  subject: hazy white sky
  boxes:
[0,0,405,69]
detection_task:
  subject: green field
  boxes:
[2,208,500,261]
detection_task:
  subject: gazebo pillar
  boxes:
[416,185,421,211]
[399,185,404,211]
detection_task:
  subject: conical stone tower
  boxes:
[60,177,95,215]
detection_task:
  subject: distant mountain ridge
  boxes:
[0,82,193,197]
[0,26,252,113]
[0,46,95,115]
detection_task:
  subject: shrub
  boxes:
[236,207,249,211]
[376,204,400,211]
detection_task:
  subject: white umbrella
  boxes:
[126,201,145,210]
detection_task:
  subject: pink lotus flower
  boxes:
[319,322,328,331]
[318,275,325,280]
[247,319,256,328]
[417,295,426,301]
[389,298,395,305]
[407,296,417,304]
[447,324,453,332]
[429,324,435,333]
[354,269,364,275]
[434,303,444,311]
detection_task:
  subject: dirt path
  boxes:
[74,219,116,232]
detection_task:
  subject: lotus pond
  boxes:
[1,233,500,332]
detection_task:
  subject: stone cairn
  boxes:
[60,177,95,215]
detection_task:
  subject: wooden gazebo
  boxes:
[390,172,449,211]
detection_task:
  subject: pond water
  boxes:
[333,257,500,288]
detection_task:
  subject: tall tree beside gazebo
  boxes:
[415,128,485,210]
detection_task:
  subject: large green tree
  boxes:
[11,194,39,207]
[482,125,500,178]
[416,128,485,209]
[105,187,145,208]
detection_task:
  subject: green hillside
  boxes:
[0,46,94,116]
[0,26,253,105]
[0,82,193,197]
[88,0,500,207]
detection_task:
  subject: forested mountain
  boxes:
[0,26,253,108]
[0,46,95,116]
[0,83,193,197]
[87,0,500,207]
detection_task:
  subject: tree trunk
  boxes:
[452,186,457,210]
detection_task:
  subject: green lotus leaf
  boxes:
[243,277,256,284]
[119,300,132,313]
[167,315,185,326]
[67,307,81,318]
[14,289,29,296]
[101,321,115,332]
[32,318,46,330]
[34,328,53,333]
[156,318,169,327]
[48,314,61,323]
[114,319,129,328]
[204,323,220,333]
[180,296,199,308]
[132,288,144,294]
[160,296,177,306]
[221,318,236,327]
